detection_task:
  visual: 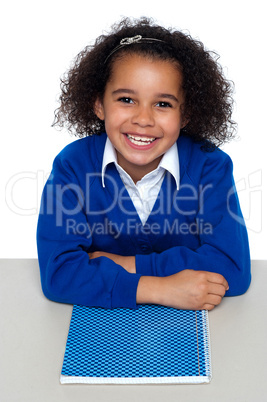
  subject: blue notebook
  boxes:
[60,304,212,384]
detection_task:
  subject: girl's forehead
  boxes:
[109,53,182,79]
[105,53,184,99]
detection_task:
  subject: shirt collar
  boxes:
[101,137,180,189]
[101,138,118,187]
[157,141,179,189]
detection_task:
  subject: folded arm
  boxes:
[89,251,229,310]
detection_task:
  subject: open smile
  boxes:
[126,134,156,146]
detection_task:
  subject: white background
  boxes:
[1,0,266,259]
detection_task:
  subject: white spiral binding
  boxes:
[202,310,212,381]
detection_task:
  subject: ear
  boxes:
[180,105,189,129]
[94,98,105,121]
[181,117,189,129]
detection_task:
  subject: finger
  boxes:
[207,272,229,290]
[206,293,223,306]
[208,283,227,298]
[202,304,216,311]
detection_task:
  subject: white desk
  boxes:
[1,259,266,402]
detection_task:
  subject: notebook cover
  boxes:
[60,304,212,384]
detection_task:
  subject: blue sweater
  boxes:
[37,133,251,308]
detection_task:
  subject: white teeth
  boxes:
[127,134,156,145]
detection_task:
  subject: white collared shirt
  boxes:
[102,138,180,225]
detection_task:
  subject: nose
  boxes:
[131,105,155,127]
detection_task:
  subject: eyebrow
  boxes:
[156,93,179,103]
[112,89,179,103]
[112,89,136,96]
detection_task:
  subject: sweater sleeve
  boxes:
[37,155,141,309]
[135,155,251,296]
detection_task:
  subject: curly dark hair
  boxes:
[53,17,236,148]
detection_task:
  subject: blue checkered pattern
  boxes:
[61,305,211,381]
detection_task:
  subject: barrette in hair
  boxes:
[120,35,143,45]
[104,35,165,64]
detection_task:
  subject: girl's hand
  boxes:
[88,253,228,310]
[88,251,136,274]
[137,270,229,310]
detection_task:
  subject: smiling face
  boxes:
[95,54,187,182]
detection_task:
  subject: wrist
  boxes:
[136,276,163,305]
[124,256,136,273]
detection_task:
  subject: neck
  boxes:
[117,154,162,184]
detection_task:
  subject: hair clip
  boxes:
[104,35,165,64]
[120,35,142,45]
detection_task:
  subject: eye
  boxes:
[156,101,172,108]
[118,97,134,104]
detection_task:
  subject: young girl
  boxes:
[37,17,251,311]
